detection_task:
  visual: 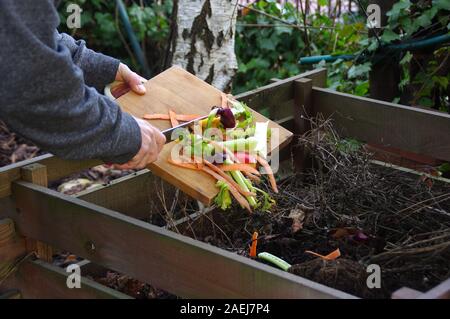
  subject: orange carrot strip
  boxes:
[175,114,203,121]
[167,158,201,170]
[180,155,204,170]
[256,155,278,193]
[249,231,258,258]
[169,110,179,127]
[243,172,261,183]
[305,248,341,261]
[221,92,229,108]
[143,113,170,120]
[202,166,252,213]
[203,160,256,197]
[217,163,261,175]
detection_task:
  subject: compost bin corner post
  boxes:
[20,163,53,262]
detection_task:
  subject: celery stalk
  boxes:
[215,180,232,210]
[217,137,257,153]
[258,252,291,271]
[225,159,257,207]
[206,108,218,130]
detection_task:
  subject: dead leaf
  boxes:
[288,208,305,233]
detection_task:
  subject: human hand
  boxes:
[114,118,166,170]
[115,63,147,95]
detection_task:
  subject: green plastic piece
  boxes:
[257,252,292,271]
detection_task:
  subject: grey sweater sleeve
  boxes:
[0,0,141,164]
[57,32,119,92]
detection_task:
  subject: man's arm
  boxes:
[57,32,120,92]
[0,0,142,164]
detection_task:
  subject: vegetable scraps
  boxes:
[249,231,259,258]
[167,94,277,213]
[305,248,341,261]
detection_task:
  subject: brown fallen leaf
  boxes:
[288,208,305,233]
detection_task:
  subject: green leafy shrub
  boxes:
[57,0,172,75]
[233,0,369,96]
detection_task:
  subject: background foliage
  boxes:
[57,0,449,112]
[234,0,369,95]
[58,0,172,75]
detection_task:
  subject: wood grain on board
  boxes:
[116,66,292,204]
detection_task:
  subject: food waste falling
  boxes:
[142,93,278,213]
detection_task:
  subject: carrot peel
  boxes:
[169,109,179,127]
[217,163,260,175]
[202,166,252,212]
[203,160,255,197]
[249,231,258,258]
[256,155,278,193]
[305,248,341,261]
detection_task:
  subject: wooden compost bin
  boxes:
[0,68,449,299]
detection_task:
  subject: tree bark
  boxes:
[169,0,238,91]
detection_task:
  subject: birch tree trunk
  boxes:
[169,0,238,91]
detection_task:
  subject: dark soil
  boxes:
[162,118,450,299]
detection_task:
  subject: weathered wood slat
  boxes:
[0,238,26,262]
[1,259,131,299]
[312,87,450,161]
[0,154,101,199]
[391,287,423,299]
[418,278,450,299]
[293,78,313,172]
[11,181,355,299]
[76,170,155,220]
[20,163,53,262]
[236,68,327,111]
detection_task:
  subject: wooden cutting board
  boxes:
[116,66,292,205]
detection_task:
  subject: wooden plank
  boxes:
[312,87,450,161]
[0,218,26,262]
[116,66,293,205]
[0,290,21,299]
[0,218,15,246]
[0,237,26,262]
[76,170,156,220]
[258,99,294,122]
[235,68,327,109]
[11,181,355,299]
[0,153,101,199]
[418,278,450,299]
[293,78,313,172]
[1,259,132,299]
[391,287,423,299]
[20,164,53,263]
